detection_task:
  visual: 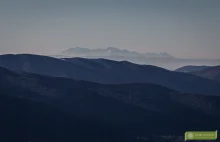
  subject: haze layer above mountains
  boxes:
[54,47,220,70]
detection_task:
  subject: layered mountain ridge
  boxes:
[0,54,220,96]
[1,66,220,142]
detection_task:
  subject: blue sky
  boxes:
[0,0,220,59]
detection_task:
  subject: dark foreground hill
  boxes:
[0,66,220,142]
[0,54,220,96]
[190,66,220,82]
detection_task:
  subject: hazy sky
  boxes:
[0,0,220,59]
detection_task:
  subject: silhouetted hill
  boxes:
[0,54,220,96]
[190,66,220,82]
[175,65,211,73]
[1,66,220,142]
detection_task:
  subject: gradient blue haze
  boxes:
[0,0,220,58]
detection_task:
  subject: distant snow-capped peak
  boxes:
[60,47,174,58]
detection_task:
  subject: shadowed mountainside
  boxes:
[0,66,220,142]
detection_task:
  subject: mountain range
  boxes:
[175,65,220,82]
[1,66,220,142]
[175,65,211,73]
[0,54,220,96]
[54,47,220,70]
[190,66,220,82]
[60,47,174,58]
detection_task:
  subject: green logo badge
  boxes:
[185,131,218,141]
